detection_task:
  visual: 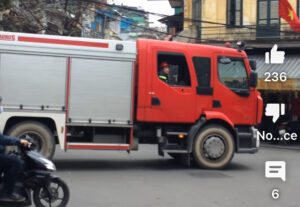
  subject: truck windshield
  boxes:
[218,57,248,90]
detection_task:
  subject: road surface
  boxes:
[52,145,300,207]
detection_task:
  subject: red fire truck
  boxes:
[0,31,263,169]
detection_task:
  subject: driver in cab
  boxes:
[158,61,170,83]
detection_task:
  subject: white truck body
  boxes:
[0,31,137,150]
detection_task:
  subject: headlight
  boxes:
[40,157,57,171]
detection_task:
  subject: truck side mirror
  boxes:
[249,59,257,71]
[250,71,258,88]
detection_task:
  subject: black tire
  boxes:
[193,124,235,169]
[7,121,55,159]
[33,178,70,207]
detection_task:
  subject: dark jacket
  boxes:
[0,134,20,154]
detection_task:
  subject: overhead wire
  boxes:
[12,0,300,42]
[72,0,300,30]
[39,0,300,37]
[69,0,211,42]
[69,0,300,41]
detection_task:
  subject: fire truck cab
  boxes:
[135,39,263,168]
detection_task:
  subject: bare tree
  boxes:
[0,0,94,36]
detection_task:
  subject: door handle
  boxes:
[212,100,222,108]
[151,97,161,106]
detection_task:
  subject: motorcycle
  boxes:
[0,144,69,207]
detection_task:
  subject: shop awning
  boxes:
[249,55,300,91]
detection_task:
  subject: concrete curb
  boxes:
[261,143,300,151]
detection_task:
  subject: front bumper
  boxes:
[235,126,259,153]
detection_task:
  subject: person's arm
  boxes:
[0,133,21,146]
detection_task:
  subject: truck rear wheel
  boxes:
[7,121,55,159]
[193,124,234,169]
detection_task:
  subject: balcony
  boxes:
[199,24,300,48]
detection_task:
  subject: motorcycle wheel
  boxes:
[33,178,70,207]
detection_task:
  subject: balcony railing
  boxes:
[199,24,300,43]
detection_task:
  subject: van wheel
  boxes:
[193,124,234,169]
[7,121,55,159]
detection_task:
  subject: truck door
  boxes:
[146,51,196,123]
[212,54,257,125]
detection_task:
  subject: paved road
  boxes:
[52,145,300,207]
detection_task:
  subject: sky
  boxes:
[107,0,174,27]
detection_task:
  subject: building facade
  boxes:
[183,0,300,43]
[83,4,151,40]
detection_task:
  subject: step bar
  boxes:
[163,149,189,154]
[162,144,189,154]
[67,143,130,150]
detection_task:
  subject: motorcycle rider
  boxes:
[0,96,30,201]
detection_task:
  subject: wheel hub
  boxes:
[203,136,225,159]
[49,187,59,201]
[41,187,59,202]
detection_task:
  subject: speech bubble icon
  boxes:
[265,161,286,182]
[265,103,285,123]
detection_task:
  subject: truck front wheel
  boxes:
[193,124,235,169]
[7,121,55,159]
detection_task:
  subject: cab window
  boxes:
[193,56,213,95]
[193,56,211,87]
[157,52,191,87]
[218,57,248,89]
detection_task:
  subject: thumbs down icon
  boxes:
[265,103,285,123]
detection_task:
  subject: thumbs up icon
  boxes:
[265,44,285,64]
